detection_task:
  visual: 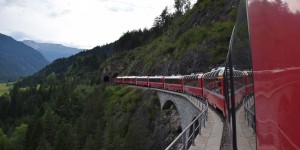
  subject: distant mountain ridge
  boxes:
[2,0,239,149]
[22,40,82,62]
[0,33,49,82]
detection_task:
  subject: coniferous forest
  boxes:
[0,0,238,149]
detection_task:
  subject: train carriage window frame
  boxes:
[224,0,257,149]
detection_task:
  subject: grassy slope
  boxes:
[0,0,239,149]
[0,83,13,96]
[102,0,238,76]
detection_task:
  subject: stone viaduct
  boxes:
[155,89,203,131]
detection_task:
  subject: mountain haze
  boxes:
[22,40,82,62]
[0,33,49,82]
[0,0,239,149]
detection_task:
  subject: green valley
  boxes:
[0,82,13,96]
[0,0,238,149]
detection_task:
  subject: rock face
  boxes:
[100,0,238,78]
[151,105,182,150]
[147,50,213,75]
[131,89,182,150]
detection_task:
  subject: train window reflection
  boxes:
[225,0,256,149]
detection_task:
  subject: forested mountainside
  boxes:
[0,0,238,149]
[103,0,238,77]
[22,40,82,62]
[0,33,49,82]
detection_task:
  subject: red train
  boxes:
[116,68,252,117]
[116,0,300,149]
[148,76,164,89]
[183,73,203,98]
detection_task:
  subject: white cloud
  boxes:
[0,0,178,49]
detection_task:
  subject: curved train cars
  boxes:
[116,0,300,149]
[116,67,250,117]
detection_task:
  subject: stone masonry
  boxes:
[156,91,201,131]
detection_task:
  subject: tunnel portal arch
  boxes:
[104,76,110,82]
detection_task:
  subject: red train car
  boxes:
[231,70,246,106]
[249,0,300,149]
[148,76,164,89]
[183,73,203,98]
[243,71,253,95]
[225,0,300,149]
[203,68,226,116]
[123,76,129,84]
[116,1,300,149]
[128,76,137,85]
[123,76,136,85]
[136,76,149,87]
[164,75,183,92]
[115,76,123,84]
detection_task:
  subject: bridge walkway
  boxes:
[127,85,224,150]
[189,106,223,150]
[236,106,256,150]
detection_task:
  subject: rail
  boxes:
[243,93,256,132]
[165,95,208,150]
[124,86,209,150]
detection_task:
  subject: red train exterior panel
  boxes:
[204,89,226,116]
[149,76,164,88]
[203,68,226,116]
[233,87,246,106]
[129,76,137,85]
[165,83,183,92]
[243,71,254,95]
[115,1,300,148]
[183,74,203,97]
[136,76,149,87]
[184,86,202,97]
[115,77,122,84]
[164,76,183,92]
[232,70,247,106]
[248,0,300,149]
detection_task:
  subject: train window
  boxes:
[149,78,161,83]
[184,76,198,87]
[137,77,148,82]
[225,0,256,149]
[166,78,177,84]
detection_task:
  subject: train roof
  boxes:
[183,73,203,79]
[164,75,183,79]
[243,70,253,76]
[122,76,137,78]
[135,76,148,78]
[148,76,164,79]
[232,70,244,77]
[203,68,224,79]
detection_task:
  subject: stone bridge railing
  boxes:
[126,86,209,150]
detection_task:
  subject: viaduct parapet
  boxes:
[156,90,202,130]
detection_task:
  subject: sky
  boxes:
[0,0,182,49]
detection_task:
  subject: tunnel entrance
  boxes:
[104,76,110,82]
